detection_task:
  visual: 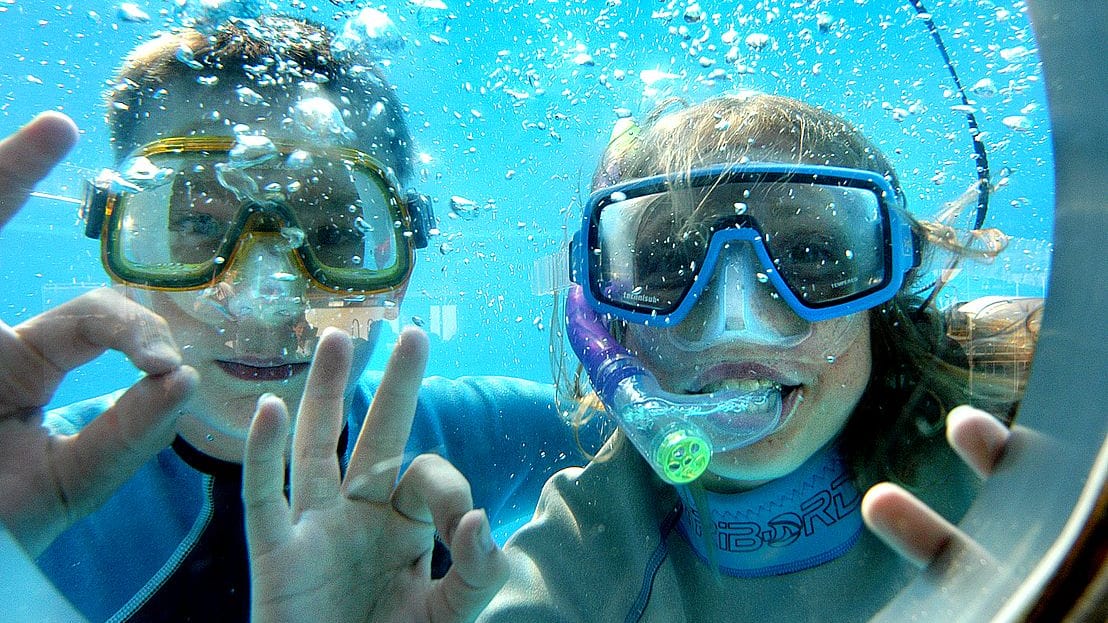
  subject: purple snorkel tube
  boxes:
[566,285,784,484]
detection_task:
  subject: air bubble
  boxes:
[969,78,998,98]
[236,86,265,106]
[449,195,479,220]
[745,33,770,51]
[683,3,704,23]
[229,135,278,168]
[118,2,150,23]
[1002,116,1032,132]
[280,227,305,249]
[293,96,356,142]
[175,45,204,70]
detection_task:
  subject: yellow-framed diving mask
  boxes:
[81,136,435,294]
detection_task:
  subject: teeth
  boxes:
[705,378,782,393]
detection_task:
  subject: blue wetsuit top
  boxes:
[37,373,585,623]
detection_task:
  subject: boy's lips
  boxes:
[215,360,310,381]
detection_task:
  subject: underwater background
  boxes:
[0,0,1052,409]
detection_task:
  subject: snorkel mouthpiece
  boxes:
[567,286,783,485]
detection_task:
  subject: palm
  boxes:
[244,328,506,623]
[250,494,437,621]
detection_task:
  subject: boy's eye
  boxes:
[174,213,224,238]
[312,222,365,247]
[316,223,342,246]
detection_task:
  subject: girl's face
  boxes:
[119,72,402,462]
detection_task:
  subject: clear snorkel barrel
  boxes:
[566,286,783,485]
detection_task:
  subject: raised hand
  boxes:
[861,405,1011,566]
[244,327,509,623]
[0,112,197,556]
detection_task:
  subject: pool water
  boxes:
[0,0,1052,409]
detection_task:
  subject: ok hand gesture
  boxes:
[0,112,196,556]
[244,328,509,623]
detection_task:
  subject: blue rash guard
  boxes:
[36,373,585,623]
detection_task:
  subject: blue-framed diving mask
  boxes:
[570,163,919,326]
[566,163,919,485]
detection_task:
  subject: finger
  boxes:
[947,405,1011,478]
[428,509,508,623]
[389,454,473,540]
[862,481,993,569]
[244,394,294,555]
[0,112,79,229]
[46,366,196,542]
[290,328,352,515]
[344,327,429,503]
[4,289,181,411]
[17,288,182,374]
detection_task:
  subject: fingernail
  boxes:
[479,511,496,554]
[149,340,183,368]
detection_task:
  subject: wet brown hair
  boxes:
[106,15,413,182]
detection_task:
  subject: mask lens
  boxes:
[107,144,407,292]
[284,158,400,279]
[109,154,231,286]
[586,173,892,321]
[758,183,886,306]
[589,190,706,316]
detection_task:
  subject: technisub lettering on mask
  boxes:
[676,443,862,577]
[566,286,784,485]
[620,291,662,305]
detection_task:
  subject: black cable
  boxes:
[907,0,992,230]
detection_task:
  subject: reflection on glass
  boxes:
[1,0,1053,621]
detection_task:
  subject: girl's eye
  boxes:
[783,240,839,266]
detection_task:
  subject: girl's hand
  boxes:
[861,406,1010,566]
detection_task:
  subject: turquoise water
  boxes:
[0,0,1052,409]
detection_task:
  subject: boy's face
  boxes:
[119,71,406,462]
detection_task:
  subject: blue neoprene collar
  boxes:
[676,443,863,577]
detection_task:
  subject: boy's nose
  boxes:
[192,232,310,329]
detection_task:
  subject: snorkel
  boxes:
[566,285,783,484]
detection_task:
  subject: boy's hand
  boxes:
[245,327,508,623]
[0,113,197,556]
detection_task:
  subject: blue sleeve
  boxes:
[349,374,593,543]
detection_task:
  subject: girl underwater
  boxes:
[477,92,1027,622]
